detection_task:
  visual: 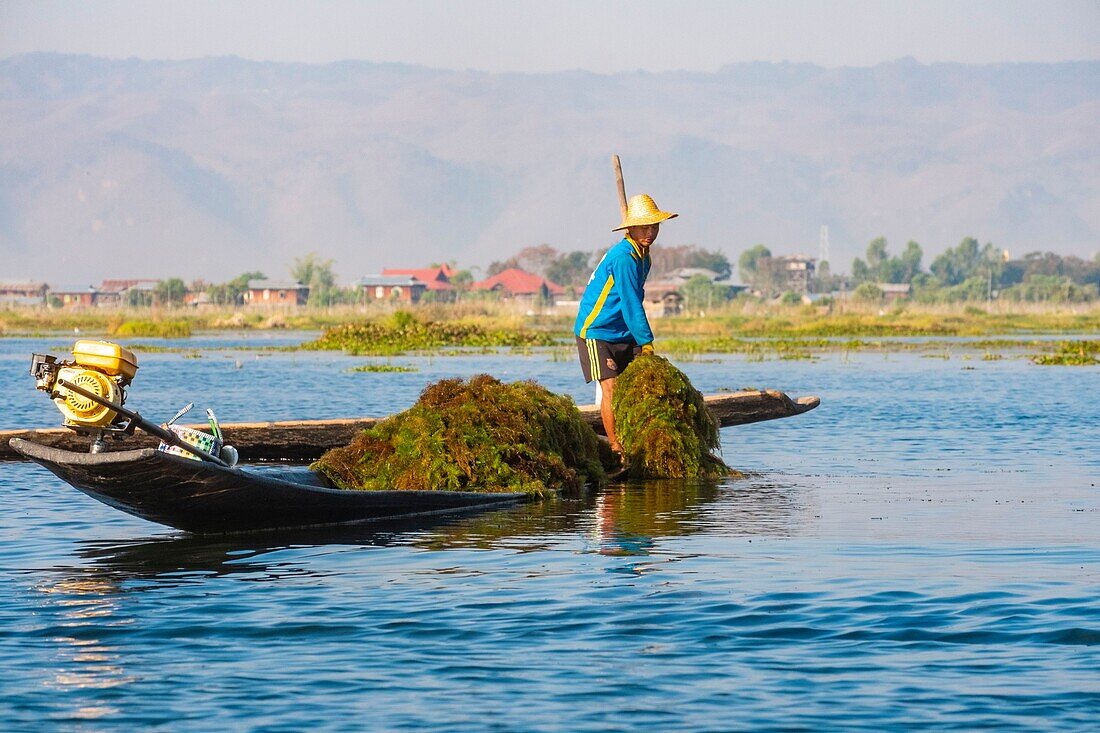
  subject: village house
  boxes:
[772,255,817,294]
[644,268,746,316]
[243,279,309,306]
[0,281,48,306]
[876,283,912,302]
[472,268,564,303]
[356,275,428,303]
[185,291,214,308]
[50,285,99,308]
[381,264,455,301]
[96,279,160,307]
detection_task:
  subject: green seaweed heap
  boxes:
[612,355,732,479]
[311,375,605,495]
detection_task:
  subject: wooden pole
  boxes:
[611,154,628,223]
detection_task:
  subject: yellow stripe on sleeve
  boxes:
[579,274,615,339]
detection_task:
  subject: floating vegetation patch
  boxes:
[311,375,605,495]
[305,311,557,355]
[347,363,419,373]
[111,319,192,338]
[1030,340,1099,366]
[662,336,870,359]
[612,355,733,479]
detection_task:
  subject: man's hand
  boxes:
[640,343,655,356]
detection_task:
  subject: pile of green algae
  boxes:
[310,358,732,494]
[311,375,606,496]
[612,355,732,480]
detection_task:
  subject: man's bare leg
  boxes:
[599,376,622,455]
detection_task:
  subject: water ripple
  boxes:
[2,339,1098,730]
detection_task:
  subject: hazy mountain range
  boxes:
[1,53,1097,283]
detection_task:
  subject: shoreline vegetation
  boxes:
[2,303,1097,365]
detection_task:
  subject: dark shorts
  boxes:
[576,336,640,383]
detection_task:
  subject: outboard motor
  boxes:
[31,340,138,444]
[30,340,236,466]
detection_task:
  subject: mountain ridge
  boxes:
[1,53,1096,281]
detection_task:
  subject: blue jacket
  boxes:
[574,237,654,345]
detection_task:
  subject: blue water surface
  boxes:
[0,334,1097,731]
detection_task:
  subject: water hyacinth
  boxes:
[1030,340,1099,366]
[304,311,557,355]
[612,355,733,479]
[311,375,606,495]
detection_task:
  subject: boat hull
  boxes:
[9,438,528,535]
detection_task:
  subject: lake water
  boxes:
[1,334,1097,730]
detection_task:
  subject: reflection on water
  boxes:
[33,575,135,720]
[72,479,812,582]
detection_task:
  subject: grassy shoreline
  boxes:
[3,302,1099,338]
[3,303,1097,364]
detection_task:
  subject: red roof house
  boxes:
[473,268,564,302]
[381,264,455,292]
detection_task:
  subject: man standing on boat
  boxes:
[575,193,677,461]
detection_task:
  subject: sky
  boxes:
[2,0,1098,72]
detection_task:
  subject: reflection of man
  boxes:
[574,193,677,461]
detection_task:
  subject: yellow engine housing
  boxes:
[72,340,138,381]
[54,366,121,427]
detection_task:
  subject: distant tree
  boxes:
[1001,274,1097,303]
[545,251,592,288]
[291,253,334,288]
[738,244,772,286]
[812,260,845,293]
[1000,252,1100,290]
[851,237,923,285]
[488,244,559,277]
[930,237,995,286]
[852,282,883,303]
[488,246,595,290]
[232,271,264,304]
[154,278,187,306]
[291,253,338,307]
[851,257,871,284]
[207,271,265,306]
[898,241,924,283]
[650,244,732,279]
[865,237,889,273]
[450,269,475,291]
[680,274,729,310]
[126,288,153,307]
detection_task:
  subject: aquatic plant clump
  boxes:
[612,355,732,479]
[112,319,192,338]
[348,363,419,373]
[1030,340,1099,366]
[311,375,606,495]
[305,311,557,355]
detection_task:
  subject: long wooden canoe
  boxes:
[0,389,819,463]
[9,438,529,534]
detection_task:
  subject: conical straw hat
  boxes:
[613,194,678,231]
